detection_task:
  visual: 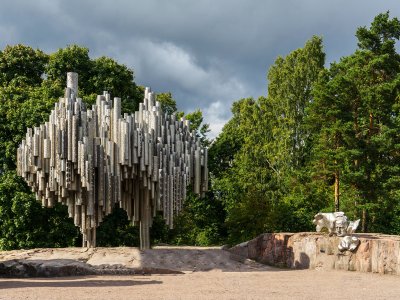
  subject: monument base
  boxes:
[228,232,400,275]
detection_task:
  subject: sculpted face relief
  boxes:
[313,212,360,252]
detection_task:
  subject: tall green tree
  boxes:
[210,37,326,243]
[309,12,400,231]
[0,85,58,171]
[267,35,325,171]
[308,65,357,213]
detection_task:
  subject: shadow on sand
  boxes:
[0,277,162,289]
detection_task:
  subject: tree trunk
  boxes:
[354,102,359,168]
[369,112,374,135]
[333,128,340,213]
[362,208,367,232]
[334,169,340,212]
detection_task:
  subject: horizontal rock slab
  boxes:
[0,259,96,277]
[228,232,400,275]
[0,246,271,277]
[0,258,183,278]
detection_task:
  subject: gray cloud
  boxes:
[1,0,399,137]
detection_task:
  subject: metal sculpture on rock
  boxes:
[17,72,208,249]
[313,212,360,251]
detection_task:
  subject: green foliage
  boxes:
[0,44,48,86]
[267,35,325,170]
[211,36,326,244]
[151,191,226,246]
[157,92,177,115]
[0,85,58,171]
[46,45,92,94]
[356,11,400,54]
[176,191,226,245]
[208,98,252,178]
[96,206,140,247]
[185,109,211,147]
[0,171,79,250]
[308,12,400,231]
[209,13,400,242]
[90,56,142,113]
[42,203,81,247]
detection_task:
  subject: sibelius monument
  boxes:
[17,72,208,249]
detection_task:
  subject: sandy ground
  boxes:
[1,247,400,299]
[1,269,400,300]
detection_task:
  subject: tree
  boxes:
[156,92,177,115]
[0,44,48,87]
[0,85,58,171]
[185,109,211,147]
[263,36,326,231]
[96,206,140,247]
[0,171,79,250]
[45,45,92,95]
[208,98,250,179]
[90,56,142,113]
[210,96,277,243]
[267,35,325,171]
[151,190,227,246]
[308,12,400,231]
[308,65,357,213]
[210,37,326,244]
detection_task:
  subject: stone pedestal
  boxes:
[228,232,400,275]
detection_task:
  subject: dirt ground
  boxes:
[1,269,400,300]
[1,247,399,299]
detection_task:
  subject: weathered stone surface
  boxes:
[0,246,271,277]
[228,232,400,275]
[0,259,95,277]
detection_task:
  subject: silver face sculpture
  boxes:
[17,72,208,250]
[313,212,360,251]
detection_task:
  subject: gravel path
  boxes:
[1,269,399,300]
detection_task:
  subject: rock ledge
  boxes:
[0,246,270,277]
[228,232,400,275]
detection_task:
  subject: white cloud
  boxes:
[203,101,231,139]
[1,0,400,138]
[110,38,249,137]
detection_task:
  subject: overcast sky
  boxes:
[1,1,399,138]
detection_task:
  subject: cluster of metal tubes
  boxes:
[17,72,208,249]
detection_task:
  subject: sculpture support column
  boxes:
[67,72,78,97]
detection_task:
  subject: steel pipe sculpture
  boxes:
[17,72,208,249]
